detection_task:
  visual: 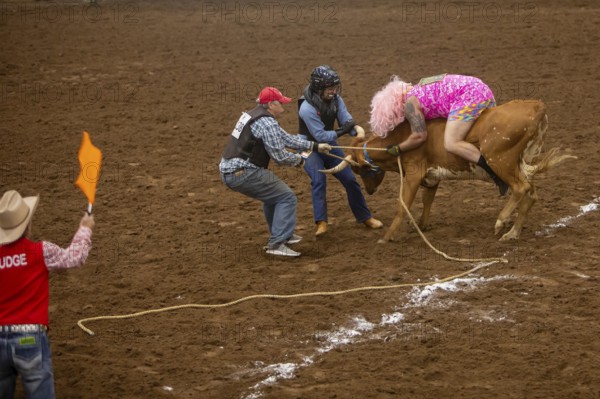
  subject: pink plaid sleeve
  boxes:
[43,226,93,270]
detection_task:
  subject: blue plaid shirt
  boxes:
[219,116,314,174]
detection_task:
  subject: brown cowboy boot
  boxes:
[315,221,328,236]
[364,217,383,229]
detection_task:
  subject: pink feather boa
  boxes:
[369,76,412,138]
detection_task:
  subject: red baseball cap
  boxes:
[257,87,292,104]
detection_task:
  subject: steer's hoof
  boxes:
[494,220,505,235]
[410,223,431,233]
[377,238,389,244]
[420,223,432,232]
[500,230,519,241]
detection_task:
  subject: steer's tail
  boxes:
[521,111,576,180]
[522,147,577,180]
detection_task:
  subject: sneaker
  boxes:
[286,234,302,245]
[315,221,328,236]
[265,243,301,257]
[363,217,383,229]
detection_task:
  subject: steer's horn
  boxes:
[320,155,353,174]
[355,125,365,140]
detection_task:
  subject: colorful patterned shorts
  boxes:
[448,99,496,121]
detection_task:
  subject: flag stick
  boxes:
[87,203,93,215]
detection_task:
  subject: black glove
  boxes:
[335,119,356,138]
[386,144,401,156]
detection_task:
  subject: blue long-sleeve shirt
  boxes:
[219,116,313,174]
[298,95,355,143]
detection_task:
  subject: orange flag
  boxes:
[75,131,103,207]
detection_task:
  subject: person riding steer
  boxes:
[372,73,509,196]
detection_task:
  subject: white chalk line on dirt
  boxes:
[238,274,512,399]
[536,195,599,236]
[237,196,600,399]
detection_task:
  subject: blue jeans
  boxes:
[303,146,372,223]
[222,168,297,248]
[0,331,55,399]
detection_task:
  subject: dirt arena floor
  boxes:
[2,0,600,398]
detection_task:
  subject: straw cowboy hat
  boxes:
[0,190,39,245]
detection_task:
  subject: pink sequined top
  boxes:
[407,74,495,120]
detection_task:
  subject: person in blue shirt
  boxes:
[220,87,331,257]
[298,65,383,236]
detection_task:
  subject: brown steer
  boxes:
[323,100,575,243]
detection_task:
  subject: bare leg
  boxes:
[443,120,479,162]
[444,119,508,195]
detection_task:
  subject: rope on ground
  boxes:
[328,144,507,263]
[77,261,496,336]
[395,156,507,264]
[77,148,507,336]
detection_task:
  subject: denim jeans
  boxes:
[303,146,372,223]
[222,167,297,248]
[0,331,55,399]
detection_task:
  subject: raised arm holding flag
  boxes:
[0,130,101,399]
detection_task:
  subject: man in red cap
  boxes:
[0,190,94,399]
[220,87,331,257]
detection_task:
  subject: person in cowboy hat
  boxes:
[219,86,332,257]
[298,65,383,236]
[0,190,95,399]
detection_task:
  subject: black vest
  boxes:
[222,106,273,169]
[298,96,338,142]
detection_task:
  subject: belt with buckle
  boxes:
[223,169,245,176]
[0,324,48,333]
